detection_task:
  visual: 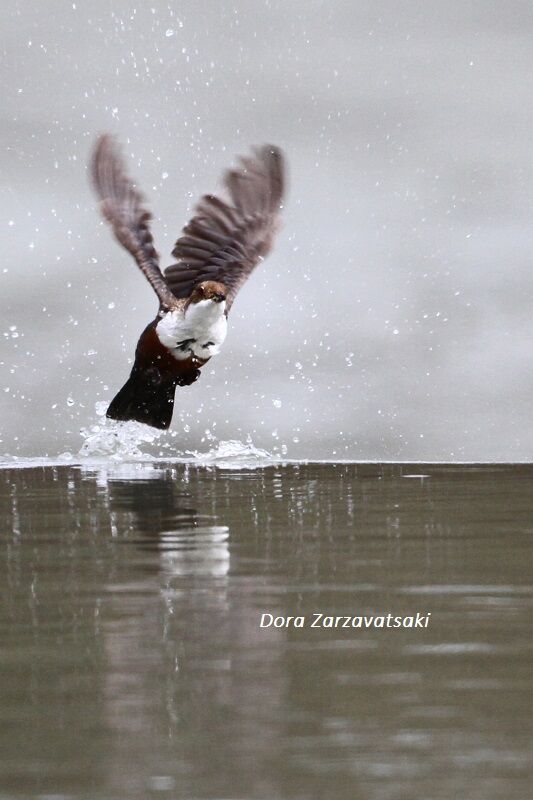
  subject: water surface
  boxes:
[1,462,533,799]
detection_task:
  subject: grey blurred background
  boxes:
[2,0,533,461]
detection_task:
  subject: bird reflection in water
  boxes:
[82,462,230,579]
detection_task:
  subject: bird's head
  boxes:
[190,280,227,304]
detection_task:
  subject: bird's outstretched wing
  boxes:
[91,135,179,310]
[165,145,285,311]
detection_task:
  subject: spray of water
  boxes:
[78,402,277,468]
[79,401,165,459]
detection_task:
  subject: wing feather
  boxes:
[165,145,285,311]
[90,135,179,310]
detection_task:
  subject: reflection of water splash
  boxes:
[159,526,230,578]
[187,438,277,470]
[79,401,165,459]
[80,462,165,488]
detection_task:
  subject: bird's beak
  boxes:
[213,293,226,303]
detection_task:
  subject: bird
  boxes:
[90,134,285,429]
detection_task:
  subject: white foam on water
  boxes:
[185,438,278,470]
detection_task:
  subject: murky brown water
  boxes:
[1,462,533,799]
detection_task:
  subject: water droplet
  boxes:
[95,401,107,417]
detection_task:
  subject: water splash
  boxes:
[187,438,277,469]
[79,401,164,459]
[77,402,277,468]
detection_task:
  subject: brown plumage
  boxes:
[90,135,286,429]
[90,136,180,311]
[165,145,284,310]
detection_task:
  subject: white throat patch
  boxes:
[156,300,227,361]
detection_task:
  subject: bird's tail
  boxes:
[106,367,177,429]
